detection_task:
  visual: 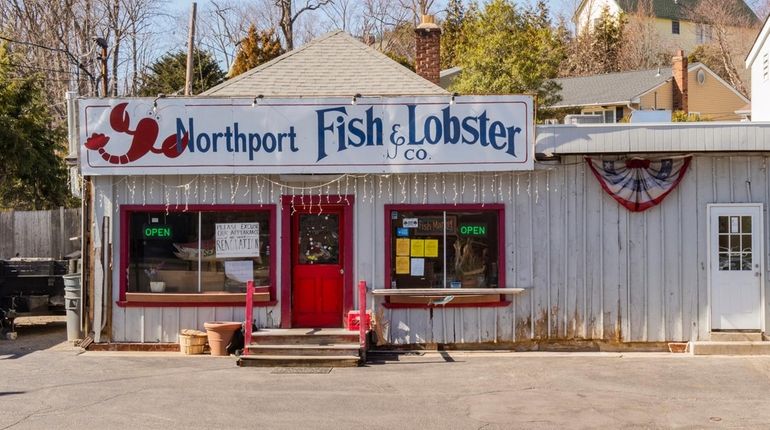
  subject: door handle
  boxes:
[340,268,344,275]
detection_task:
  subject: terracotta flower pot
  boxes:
[203,321,242,356]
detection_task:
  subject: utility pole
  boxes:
[185,2,197,96]
[94,37,108,97]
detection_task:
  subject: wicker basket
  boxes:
[179,329,208,355]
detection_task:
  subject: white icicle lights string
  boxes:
[104,171,549,213]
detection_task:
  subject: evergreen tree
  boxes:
[138,49,225,96]
[451,0,565,108]
[562,6,626,76]
[591,6,624,73]
[0,45,72,210]
[440,0,465,69]
[230,26,284,77]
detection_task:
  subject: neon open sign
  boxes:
[143,225,172,239]
[459,224,487,236]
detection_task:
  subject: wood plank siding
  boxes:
[93,152,770,344]
[0,208,81,259]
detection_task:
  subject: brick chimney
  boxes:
[672,50,688,113]
[415,15,441,84]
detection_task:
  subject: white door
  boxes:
[709,204,763,330]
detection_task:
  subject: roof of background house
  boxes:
[552,66,673,108]
[552,62,749,109]
[575,0,758,25]
[204,31,448,97]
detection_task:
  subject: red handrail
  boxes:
[358,280,367,350]
[243,280,254,356]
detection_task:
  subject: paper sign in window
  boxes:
[215,222,260,258]
[410,239,425,257]
[224,260,254,283]
[410,258,425,276]
[396,238,410,256]
[424,239,438,257]
[395,256,410,274]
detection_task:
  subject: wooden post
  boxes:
[100,45,108,98]
[82,176,93,335]
[184,2,197,96]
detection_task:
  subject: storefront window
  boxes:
[127,210,271,294]
[388,207,501,289]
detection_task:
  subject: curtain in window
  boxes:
[585,156,692,212]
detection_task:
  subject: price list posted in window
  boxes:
[410,239,425,257]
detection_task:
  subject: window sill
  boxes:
[118,292,275,307]
[382,296,510,309]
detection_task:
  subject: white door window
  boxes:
[709,205,763,330]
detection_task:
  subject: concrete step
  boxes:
[246,344,361,357]
[690,341,770,356]
[251,329,359,346]
[710,331,763,342]
[237,354,361,367]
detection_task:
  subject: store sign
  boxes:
[78,95,534,175]
[215,222,260,258]
[459,223,487,236]
[143,224,172,239]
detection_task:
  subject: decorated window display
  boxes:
[388,207,501,289]
[127,210,271,294]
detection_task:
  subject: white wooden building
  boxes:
[747,14,770,121]
[74,29,770,348]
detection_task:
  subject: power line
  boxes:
[8,62,79,75]
[0,35,70,54]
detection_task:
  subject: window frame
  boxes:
[672,20,680,35]
[118,204,277,307]
[383,203,508,308]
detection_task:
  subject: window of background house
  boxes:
[127,210,271,294]
[697,24,712,44]
[388,208,501,289]
[672,20,680,34]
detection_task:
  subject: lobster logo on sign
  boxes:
[84,103,188,164]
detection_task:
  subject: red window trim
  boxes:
[383,203,506,308]
[119,204,277,307]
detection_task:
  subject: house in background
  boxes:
[574,0,759,53]
[746,14,770,121]
[550,51,750,122]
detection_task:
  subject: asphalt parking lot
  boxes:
[2,318,770,429]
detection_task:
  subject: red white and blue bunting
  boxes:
[586,156,692,212]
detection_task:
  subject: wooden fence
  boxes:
[0,208,81,259]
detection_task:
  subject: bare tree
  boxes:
[619,0,669,70]
[321,0,361,32]
[0,0,167,114]
[686,0,760,95]
[275,0,334,50]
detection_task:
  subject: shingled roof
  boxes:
[576,0,759,25]
[620,0,758,23]
[203,31,448,97]
[552,67,673,108]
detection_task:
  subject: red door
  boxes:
[291,207,344,327]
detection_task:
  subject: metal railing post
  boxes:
[243,280,254,356]
[358,280,367,350]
